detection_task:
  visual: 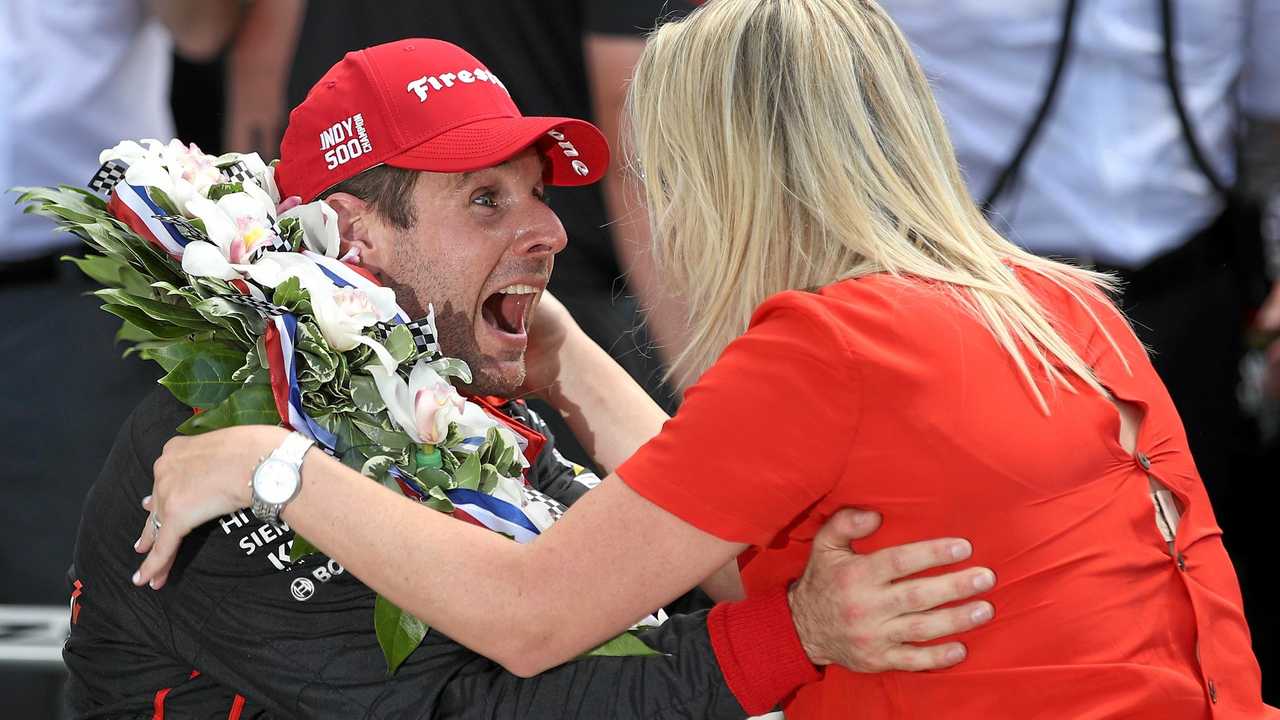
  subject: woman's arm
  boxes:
[137,427,744,677]
[520,293,746,600]
[520,291,669,475]
[136,426,996,679]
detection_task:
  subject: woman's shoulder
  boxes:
[749,275,968,349]
[754,274,932,325]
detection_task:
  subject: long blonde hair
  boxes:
[626,0,1128,411]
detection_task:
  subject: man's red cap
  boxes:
[276,39,610,202]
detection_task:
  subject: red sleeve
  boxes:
[616,293,862,546]
[707,588,822,715]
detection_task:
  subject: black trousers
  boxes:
[1094,220,1275,702]
[0,253,161,719]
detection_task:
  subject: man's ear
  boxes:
[323,192,385,270]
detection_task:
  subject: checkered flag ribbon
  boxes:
[221,160,255,185]
[151,214,208,244]
[405,317,440,358]
[221,294,288,317]
[88,159,128,194]
[522,487,567,524]
[375,308,441,359]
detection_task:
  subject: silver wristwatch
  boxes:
[250,431,315,529]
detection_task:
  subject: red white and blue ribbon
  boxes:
[263,312,339,450]
[445,488,541,543]
[301,250,409,324]
[388,468,542,544]
[106,181,191,259]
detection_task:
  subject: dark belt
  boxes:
[0,252,62,286]
[1081,210,1238,300]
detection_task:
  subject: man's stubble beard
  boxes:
[431,300,525,397]
[381,235,525,398]
[382,274,524,396]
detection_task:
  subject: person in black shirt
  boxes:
[64,388,751,718]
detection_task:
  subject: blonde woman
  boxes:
[137,0,1273,716]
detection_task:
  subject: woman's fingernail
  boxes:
[149,579,159,590]
[946,645,967,663]
[973,569,995,591]
[951,540,972,560]
[133,539,141,551]
[131,571,142,586]
[141,495,152,507]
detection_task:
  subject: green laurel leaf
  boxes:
[350,373,386,414]
[159,346,249,409]
[426,357,472,384]
[176,383,280,434]
[374,594,429,675]
[141,339,241,373]
[454,450,481,491]
[117,322,161,346]
[584,631,660,658]
[206,182,244,202]
[382,324,417,366]
[351,416,414,452]
[272,276,311,313]
[97,289,213,330]
[101,303,195,339]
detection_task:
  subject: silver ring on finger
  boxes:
[152,516,163,536]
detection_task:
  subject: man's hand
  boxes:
[1256,282,1280,398]
[788,509,995,672]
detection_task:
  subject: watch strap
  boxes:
[272,431,315,466]
[249,432,315,527]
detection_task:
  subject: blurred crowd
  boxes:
[2,1,1277,716]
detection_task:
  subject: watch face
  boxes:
[254,459,299,504]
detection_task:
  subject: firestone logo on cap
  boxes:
[405,67,508,102]
[320,113,374,170]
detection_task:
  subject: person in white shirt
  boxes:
[0,2,241,714]
[880,0,1280,700]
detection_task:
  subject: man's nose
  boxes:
[512,204,568,258]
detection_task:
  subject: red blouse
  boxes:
[618,270,1274,719]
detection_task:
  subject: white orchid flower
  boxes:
[281,200,341,257]
[370,361,467,445]
[121,157,176,198]
[309,285,388,352]
[186,191,276,264]
[182,239,309,286]
[99,138,165,166]
[158,140,224,214]
[259,164,284,206]
[273,257,399,369]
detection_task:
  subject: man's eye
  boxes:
[472,193,498,208]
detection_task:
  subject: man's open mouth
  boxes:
[480,284,540,336]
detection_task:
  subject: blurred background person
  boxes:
[223,0,698,473]
[0,1,243,715]
[877,0,1280,699]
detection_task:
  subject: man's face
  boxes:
[378,147,567,396]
